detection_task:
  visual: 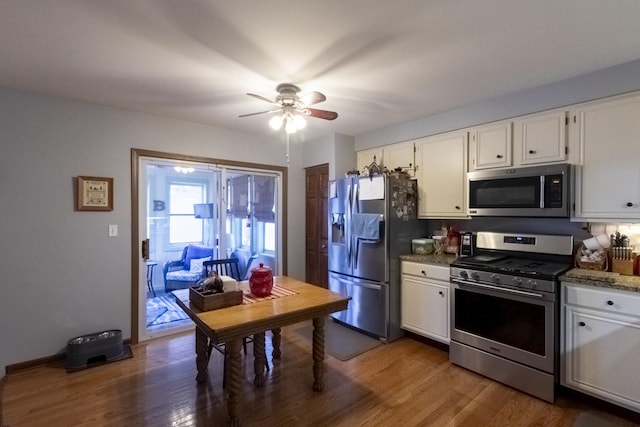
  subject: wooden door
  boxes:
[305,164,329,287]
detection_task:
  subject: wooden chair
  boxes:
[202,258,268,387]
[203,258,241,281]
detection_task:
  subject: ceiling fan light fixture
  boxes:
[240,83,337,135]
[269,115,284,130]
[293,113,306,130]
[285,118,298,134]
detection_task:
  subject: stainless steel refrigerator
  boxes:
[328,174,423,342]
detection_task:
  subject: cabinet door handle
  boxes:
[421,270,426,276]
[496,154,503,159]
[626,202,633,207]
[528,150,537,154]
[438,291,444,296]
[578,321,586,327]
[455,205,461,210]
[606,300,614,306]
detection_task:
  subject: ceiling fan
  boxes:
[239,83,338,133]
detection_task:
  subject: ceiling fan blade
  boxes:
[298,91,326,106]
[239,108,281,118]
[247,93,278,105]
[306,108,338,120]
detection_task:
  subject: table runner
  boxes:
[243,285,298,304]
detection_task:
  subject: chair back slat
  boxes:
[203,258,241,281]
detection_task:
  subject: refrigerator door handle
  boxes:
[350,179,359,268]
[353,239,359,269]
[346,182,352,267]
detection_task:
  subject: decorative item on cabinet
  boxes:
[361,155,383,178]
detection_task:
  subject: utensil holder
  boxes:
[611,258,634,276]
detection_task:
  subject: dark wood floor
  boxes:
[3,324,639,427]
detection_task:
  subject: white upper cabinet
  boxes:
[469,120,512,170]
[572,92,640,220]
[514,110,568,166]
[356,147,384,174]
[383,141,415,177]
[416,130,468,218]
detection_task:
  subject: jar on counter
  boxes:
[411,238,434,255]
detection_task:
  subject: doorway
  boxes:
[131,149,287,343]
[305,163,329,287]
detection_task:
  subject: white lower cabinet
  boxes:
[561,282,640,412]
[401,261,449,344]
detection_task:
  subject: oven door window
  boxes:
[455,287,546,356]
[469,176,541,209]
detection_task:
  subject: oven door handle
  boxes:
[451,278,546,299]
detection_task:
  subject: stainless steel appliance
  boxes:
[459,231,476,257]
[449,231,574,402]
[467,163,571,217]
[328,174,422,342]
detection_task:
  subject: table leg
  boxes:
[195,327,209,383]
[227,338,242,427]
[312,316,325,392]
[253,332,266,387]
[271,328,281,359]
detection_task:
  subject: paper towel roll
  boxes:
[219,275,238,292]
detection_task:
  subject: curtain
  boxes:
[230,176,248,216]
[253,176,275,222]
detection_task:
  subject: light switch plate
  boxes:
[108,224,118,237]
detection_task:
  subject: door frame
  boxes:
[130,148,288,344]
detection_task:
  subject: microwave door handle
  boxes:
[539,175,545,208]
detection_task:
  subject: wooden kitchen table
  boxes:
[173,276,350,426]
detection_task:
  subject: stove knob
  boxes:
[511,277,522,286]
[459,270,468,279]
[526,280,538,289]
[470,271,480,281]
[490,274,500,283]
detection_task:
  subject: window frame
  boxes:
[166,177,209,249]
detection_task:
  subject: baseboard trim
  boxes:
[5,338,132,374]
[404,331,450,353]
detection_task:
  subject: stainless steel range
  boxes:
[449,231,574,402]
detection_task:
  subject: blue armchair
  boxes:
[163,244,214,292]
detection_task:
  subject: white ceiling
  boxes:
[2,1,640,141]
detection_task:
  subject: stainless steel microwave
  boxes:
[467,163,571,217]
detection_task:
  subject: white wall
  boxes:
[0,87,310,371]
[302,133,355,180]
[355,59,640,150]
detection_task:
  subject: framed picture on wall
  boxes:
[76,176,113,211]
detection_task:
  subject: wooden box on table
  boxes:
[189,287,243,311]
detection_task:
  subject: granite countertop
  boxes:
[560,268,640,293]
[399,253,458,266]
[399,255,640,293]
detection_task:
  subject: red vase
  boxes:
[249,263,273,297]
